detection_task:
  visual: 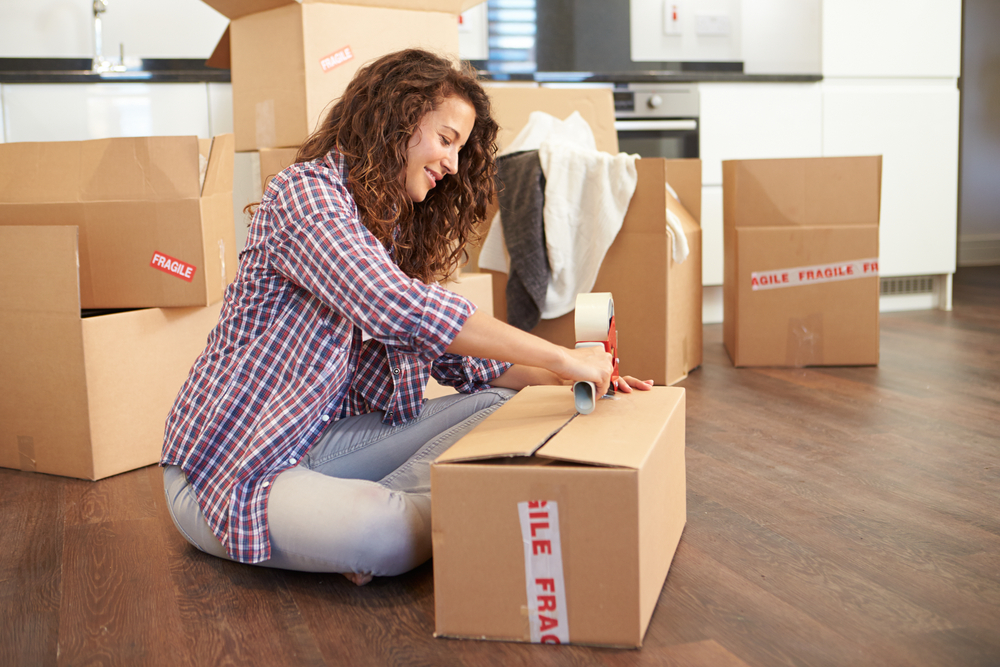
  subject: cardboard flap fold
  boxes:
[201,134,236,197]
[435,386,577,463]
[537,388,684,469]
[205,24,231,70]
[726,156,882,228]
[0,226,80,315]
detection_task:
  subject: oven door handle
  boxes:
[615,119,698,131]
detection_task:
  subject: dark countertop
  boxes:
[0,58,821,85]
[0,58,230,84]
[487,70,822,84]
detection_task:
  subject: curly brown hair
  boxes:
[296,49,499,284]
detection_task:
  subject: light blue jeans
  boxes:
[163,387,514,578]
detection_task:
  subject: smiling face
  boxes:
[404,94,476,203]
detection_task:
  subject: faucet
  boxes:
[92,0,126,73]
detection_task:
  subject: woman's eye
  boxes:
[440,136,452,147]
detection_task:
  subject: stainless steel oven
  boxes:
[613,83,699,160]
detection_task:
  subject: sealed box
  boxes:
[479,86,703,385]
[0,134,237,310]
[432,385,686,648]
[722,156,882,367]
[203,0,484,151]
[0,227,221,480]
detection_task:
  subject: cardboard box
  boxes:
[0,134,237,310]
[259,147,300,192]
[202,0,483,151]
[478,86,703,386]
[432,385,686,648]
[0,226,222,480]
[425,271,494,399]
[722,156,882,367]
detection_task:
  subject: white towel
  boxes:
[665,183,690,264]
[479,111,639,320]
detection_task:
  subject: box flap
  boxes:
[0,226,81,314]
[485,85,619,155]
[0,136,203,204]
[725,156,882,228]
[435,386,577,463]
[201,134,236,197]
[203,0,481,19]
[205,24,231,70]
[537,387,684,469]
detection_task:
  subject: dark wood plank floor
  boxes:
[3,266,998,667]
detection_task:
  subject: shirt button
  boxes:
[321,414,330,422]
[289,457,297,465]
[392,368,400,375]
[387,411,393,419]
[262,481,270,488]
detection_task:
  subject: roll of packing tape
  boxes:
[574,381,597,415]
[574,292,614,341]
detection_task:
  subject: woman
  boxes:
[161,49,652,586]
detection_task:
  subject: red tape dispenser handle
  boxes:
[573,292,619,415]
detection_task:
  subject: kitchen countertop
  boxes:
[488,71,823,84]
[0,58,820,85]
[0,58,230,84]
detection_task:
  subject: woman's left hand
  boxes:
[612,375,655,393]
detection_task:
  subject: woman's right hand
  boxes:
[558,346,614,399]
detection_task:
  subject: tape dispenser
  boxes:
[573,292,620,415]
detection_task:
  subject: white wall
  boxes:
[0,0,228,59]
[740,0,821,74]
[630,0,742,63]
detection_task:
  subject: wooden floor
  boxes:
[3,265,999,667]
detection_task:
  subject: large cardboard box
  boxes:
[0,226,222,481]
[432,385,686,648]
[722,156,882,367]
[0,134,237,310]
[203,0,483,151]
[479,86,703,386]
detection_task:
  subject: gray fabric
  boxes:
[497,150,548,331]
[163,387,515,576]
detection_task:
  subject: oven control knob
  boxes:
[647,94,663,109]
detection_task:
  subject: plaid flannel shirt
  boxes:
[161,150,510,563]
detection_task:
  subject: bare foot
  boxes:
[342,571,374,586]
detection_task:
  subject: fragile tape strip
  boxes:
[751,258,879,291]
[320,45,354,72]
[150,251,196,282]
[518,500,570,644]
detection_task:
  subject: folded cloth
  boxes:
[538,136,638,320]
[665,183,690,264]
[478,111,599,275]
[479,111,638,321]
[496,150,548,331]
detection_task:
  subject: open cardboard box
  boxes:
[477,86,703,386]
[722,156,882,367]
[0,226,222,480]
[202,0,484,151]
[0,134,237,310]
[432,384,686,648]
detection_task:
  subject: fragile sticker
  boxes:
[150,251,196,282]
[751,258,879,291]
[518,500,570,644]
[320,46,354,73]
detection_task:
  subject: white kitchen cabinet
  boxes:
[700,184,724,286]
[697,81,822,294]
[822,0,962,78]
[2,83,212,142]
[822,79,960,277]
[698,82,823,186]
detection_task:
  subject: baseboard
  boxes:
[958,234,1000,267]
[701,274,953,322]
